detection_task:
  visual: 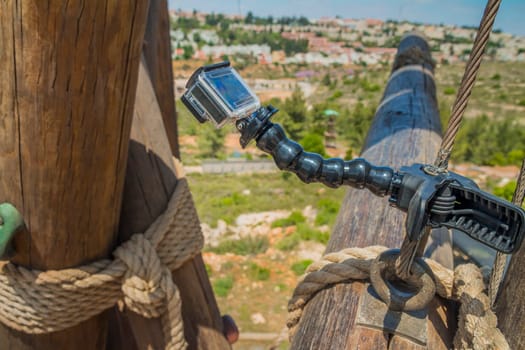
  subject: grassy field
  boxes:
[186,171,346,342]
[187,172,346,227]
[435,61,525,122]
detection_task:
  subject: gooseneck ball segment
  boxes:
[236,106,396,195]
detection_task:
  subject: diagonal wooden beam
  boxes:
[143,0,181,159]
[290,33,456,350]
[106,58,231,350]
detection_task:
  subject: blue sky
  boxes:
[168,0,525,36]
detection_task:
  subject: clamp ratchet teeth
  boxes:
[434,184,525,254]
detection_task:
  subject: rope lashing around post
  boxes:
[391,44,436,72]
[287,246,509,350]
[0,177,203,350]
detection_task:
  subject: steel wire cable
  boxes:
[398,0,503,281]
[434,0,502,169]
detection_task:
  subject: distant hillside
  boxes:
[169,9,525,65]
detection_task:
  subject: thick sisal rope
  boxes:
[287,246,509,349]
[0,178,203,350]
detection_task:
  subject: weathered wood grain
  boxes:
[143,0,181,159]
[495,232,525,348]
[0,0,148,349]
[143,3,227,339]
[348,326,389,349]
[106,61,231,350]
[290,34,456,349]
[106,60,177,350]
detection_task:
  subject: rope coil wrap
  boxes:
[287,246,509,349]
[0,179,203,350]
[392,45,436,72]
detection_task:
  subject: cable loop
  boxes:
[370,249,436,311]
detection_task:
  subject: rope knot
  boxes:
[114,234,186,349]
[113,234,168,318]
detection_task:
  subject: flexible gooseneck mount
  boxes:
[236,105,525,256]
[236,106,396,196]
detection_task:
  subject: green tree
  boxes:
[337,102,375,152]
[493,181,517,202]
[300,133,327,157]
[321,73,332,86]
[297,16,310,26]
[281,87,308,140]
[452,115,525,166]
[198,125,226,159]
[507,149,525,165]
[283,39,309,55]
[220,21,230,32]
[205,13,225,26]
[245,11,254,24]
[182,45,194,59]
[174,17,200,31]
[452,114,495,164]
[307,103,331,135]
[193,32,202,44]
[306,102,344,137]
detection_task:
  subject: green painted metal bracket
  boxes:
[0,203,24,259]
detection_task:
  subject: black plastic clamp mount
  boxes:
[236,106,395,196]
[390,164,525,254]
[236,106,525,254]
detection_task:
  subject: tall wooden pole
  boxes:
[143,0,181,159]
[107,61,231,350]
[290,34,455,349]
[0,1,148,348]
[140,6,227,344]
[495,217,525,348]
[103,1,230,347]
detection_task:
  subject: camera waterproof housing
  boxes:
[181,61,260,127]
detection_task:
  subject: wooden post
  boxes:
[103,2,230,348]
[143,0,181,159]
[290,34,456,349]
[495,216,525,348]
[107,60,231,350]
[0,1,148,349]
